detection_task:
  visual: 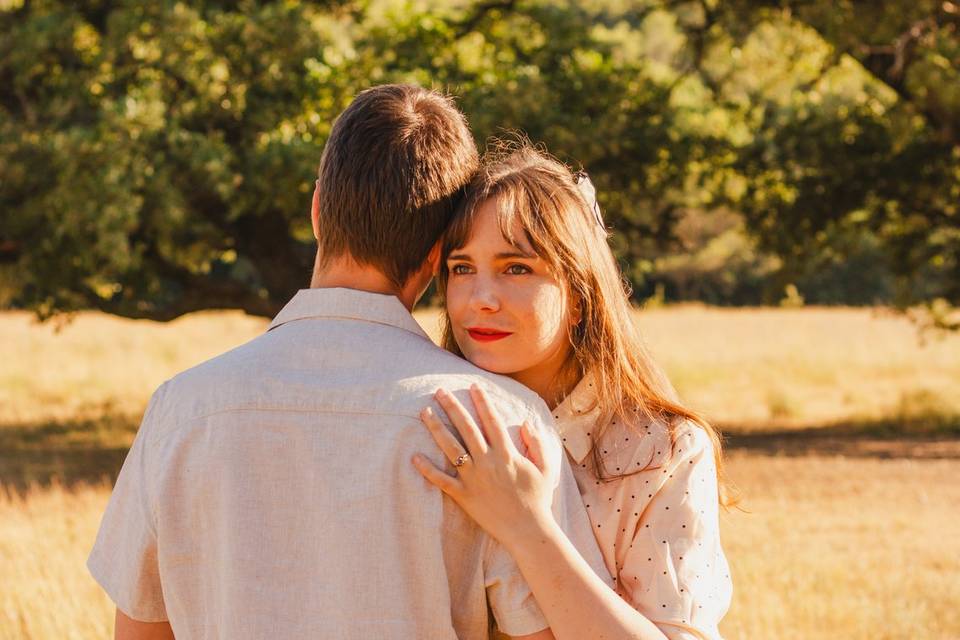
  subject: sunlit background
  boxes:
[1,1,959,638]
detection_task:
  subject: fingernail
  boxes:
[434,389,446,398]
[470,383,479,392]
[421,407,433,418]
[412,454,422,465]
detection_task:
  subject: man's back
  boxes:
[89,288,606,639]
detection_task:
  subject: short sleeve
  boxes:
[475,402,549,636]
[87,386,168,622]
[619,425,732,640]
[483,538,550,636]
[482,406,611,636]
[528,406,612,590]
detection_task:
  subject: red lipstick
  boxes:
[466,327,512,342]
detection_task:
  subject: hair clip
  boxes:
[573,171,604,229]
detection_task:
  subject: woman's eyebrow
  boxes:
[494,250,537,260]
[447,249,537,261]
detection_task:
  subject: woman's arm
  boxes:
[503,510,668,640]
[413,386,668,640]
[115,609,174,640]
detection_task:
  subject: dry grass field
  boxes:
[3,455,957,640]
[2,305,959,639]
[4,305,959,440]
[638,306,960,433]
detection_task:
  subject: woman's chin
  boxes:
[463,351,520,376]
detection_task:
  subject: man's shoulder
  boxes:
[136,334,267,430]
[140,324,550,434]
[393,342,551,423]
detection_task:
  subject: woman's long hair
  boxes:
[436,139,737,507]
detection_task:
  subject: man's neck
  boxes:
[310,253,420,311]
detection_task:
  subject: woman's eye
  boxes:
[505,264,532,275]
[450,264,472,275]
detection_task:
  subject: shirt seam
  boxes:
[268,312,431,343]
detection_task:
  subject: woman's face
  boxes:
[445,197,574,393]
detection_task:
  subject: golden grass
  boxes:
[0,481,114,640]
[719,453,960,639]
[2,455,958,639]
[0,310,267,430]
[3,305,959,442]
[2,306,960,639]
[634,305,960,432]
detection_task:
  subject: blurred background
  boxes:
[1,1,958,638]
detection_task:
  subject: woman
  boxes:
[411,142,735,640]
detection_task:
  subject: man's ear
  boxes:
[311,181,321,240]
[427,240,443,276]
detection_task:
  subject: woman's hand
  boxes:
[415,386,671,640]
[412,385,561,549]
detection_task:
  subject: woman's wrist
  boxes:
[502,508,565,557]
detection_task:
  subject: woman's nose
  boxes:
[469,279,500,312]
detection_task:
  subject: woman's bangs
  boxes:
[441,184,491,258]
[491,187,538,256]
[504,180,575,272]
[442,166,581,276]
[443,181,542,259]
[441,207,474,257]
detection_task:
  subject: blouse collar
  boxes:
[552,372,602,464]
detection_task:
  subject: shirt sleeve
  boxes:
[87,385,168,622]
[482,406,612,636]
[618,424,732,640]
[478,404,549,636]
[483,537,550,637]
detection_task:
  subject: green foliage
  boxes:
[0,0,957,319]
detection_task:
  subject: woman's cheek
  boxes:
[526,285,568,346]
[445,285,469,330]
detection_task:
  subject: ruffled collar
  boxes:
[552,372,602,464]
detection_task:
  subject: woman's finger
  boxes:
[420,407,468,464]
[469,384,519,458]
[411,454,463,497]
[434,388,489,456]
[520,421,556,478]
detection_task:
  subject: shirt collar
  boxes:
[268,288,431,341]
[553,372,602,464]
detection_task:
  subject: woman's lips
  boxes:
[466,328,512,342]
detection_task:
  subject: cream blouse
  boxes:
[552,374,732,640]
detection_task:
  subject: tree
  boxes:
[704,0,959,308]
[1,1,356,318]
[1,0,957,321]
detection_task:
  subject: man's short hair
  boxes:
[315,84,479,286]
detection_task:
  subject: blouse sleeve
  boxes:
[618,424,732,640]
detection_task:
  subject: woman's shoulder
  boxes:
[671,418,714,451]
[592,410,669,474]
[594,412,711,475]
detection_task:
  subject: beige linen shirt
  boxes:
[88,288,607,640]
[553,375,732,640]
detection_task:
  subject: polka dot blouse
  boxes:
[552,373,732,640]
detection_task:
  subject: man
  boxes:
[89,84,607,639]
